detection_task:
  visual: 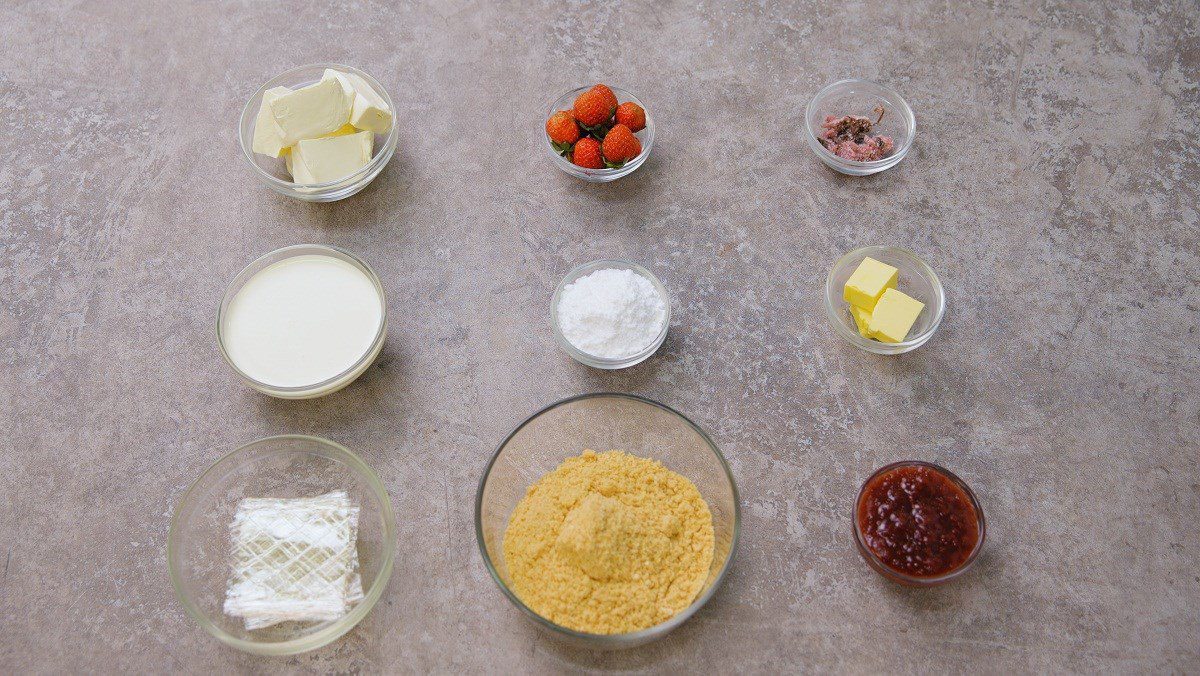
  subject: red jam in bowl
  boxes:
[856,463,981,580]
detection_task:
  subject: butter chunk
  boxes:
[844,256,899,311]
[849,304,873,339]
[867,288,925,343]
[291,130,373,184]
[323,69,393,134]
[268,77,352,145]
[251,86,292,158]
[346,73,392,133]
[284,125,358,179]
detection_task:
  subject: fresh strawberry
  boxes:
[573,87,615,128]
[572,137,604,169]
[546,110,580,153]
[615,101,646,132]
[590,84,618,115]
[601,123,641,166]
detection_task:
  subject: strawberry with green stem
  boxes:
[546,109,581,155]
[571,136,604,169]
[601,123,641,168]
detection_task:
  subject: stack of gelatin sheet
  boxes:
[223,490,363,630]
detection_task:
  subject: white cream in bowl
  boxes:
[222,253,383,393]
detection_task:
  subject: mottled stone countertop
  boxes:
[1,0,1197,673]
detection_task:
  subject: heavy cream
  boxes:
[222,254,383,389]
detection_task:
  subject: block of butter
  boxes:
[251,86,292,158]
[323,69,393,134]
[290,130,373,184]
[284,124,358,175]
[849,304,873,339]
[844,257,899,311]
[867,288,925,343]
[268,77,353,145]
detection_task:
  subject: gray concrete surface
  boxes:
[1,0,1197,673]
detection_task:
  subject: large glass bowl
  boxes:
[238,63,398,202]
[475,393,740,649]
[168,435,396,655]
[544,85,654,183]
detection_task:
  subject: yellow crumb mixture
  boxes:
[502,450,715,634]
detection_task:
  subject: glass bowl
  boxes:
[852,460,985,586]
[475,393,740,649]
[238,63,398,202]
[550,259,670,369]
[167,435,396,655]
[217,244,388,399]
[804,78,914,176]
[545,85,654,183]
[824,245,944,355]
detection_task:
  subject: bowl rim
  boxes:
[473,392,742,645]
[216,244,388,397]
[544,85,655,179]
[823,245,945,353]
[549,259,671,369]
[804,78,915,168]
[238,62,399,190]
[852,460,986,586]
[166,434,397,655]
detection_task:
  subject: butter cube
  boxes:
[251,86,292,158]
[867,288,925,343]
[290,130,373,184]
[268,77,352,145]
[323,69,393,134]
[844,257,899,311]
[346,73,392,133]
[849,304,873,339]
[284,125,358,179]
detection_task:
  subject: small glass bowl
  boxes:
[805,79,914,176]
[824,245,944,355]
[550,259,670,369]
[167,435,397,655]
[545,85,654,182]
[852,460,985,586]
[238,63,398,202]
[475,393,740,649]
[217,244,388,398]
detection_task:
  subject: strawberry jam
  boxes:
[856,462,981,580]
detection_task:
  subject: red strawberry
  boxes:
[601,123,641,165]
[590,84,618,115]
[615,101,646,132]
[573,88,613,127]
[572,137,603,169]
[545,110,581,145]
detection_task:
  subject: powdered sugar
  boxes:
[556,267,667,359]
